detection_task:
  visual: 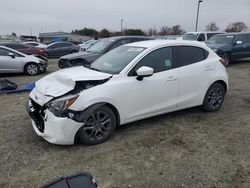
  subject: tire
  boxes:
[202,83,226,112]
[78,105,116,145]
[24,63,40,75]
[222,53,230,66]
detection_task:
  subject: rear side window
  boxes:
[178,46,208,66]
[207,33,217,39]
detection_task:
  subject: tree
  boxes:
[225,21,248,32]
[124,29,146,36]
[11,32,17,37]
[98,29,110,38]
[171,25,185,35]
[72,27,99,37]
[205,22,219,31]
[159,26,171,36]
[159,25,185,36]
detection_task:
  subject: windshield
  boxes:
[182,33,198,40]
[86,39,113,54]
[90,46,145,74]
[207,35,234,44]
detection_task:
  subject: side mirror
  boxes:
[8,52,15,58]
[235,41,243,45]
[136,66,154,81]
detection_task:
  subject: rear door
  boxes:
[176,45,212,108]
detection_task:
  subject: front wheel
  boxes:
[202,83,226,112]
[24,63,40,75]
[78,106,116,145]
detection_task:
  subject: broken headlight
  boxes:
[47,94,79,115]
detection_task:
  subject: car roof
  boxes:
[184,31,225,34]
[104,36,154,41]
[125,39,207,49]
[48,41,74,45]
[216,32,250,36]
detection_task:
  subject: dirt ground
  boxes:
[0,59,250,188]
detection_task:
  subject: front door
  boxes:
[124,47,179,121]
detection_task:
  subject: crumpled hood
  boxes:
[61,51,101,63]
[35,66,111,97]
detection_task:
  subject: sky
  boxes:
[0,0,249,36]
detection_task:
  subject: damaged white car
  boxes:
[26,40,228,145]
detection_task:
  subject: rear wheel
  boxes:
[24,63,40,75]
[202,83,226,112]
[78,106,116,145]
[222,53,230,66]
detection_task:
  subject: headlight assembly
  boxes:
[47,94,79,115]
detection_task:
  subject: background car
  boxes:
[44,42,80,58]
[0,45,47,75]
[1,42,47,57]
[79,40,99,52]
[182,31,225,42]
[23,41,48,48]
[58,36,154,68]
[206,32,250,66]
[27,40,228,145]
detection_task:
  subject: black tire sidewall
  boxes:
[202,83,226,112]
[78,105,116,145]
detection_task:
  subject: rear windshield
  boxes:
[207,35,234,44]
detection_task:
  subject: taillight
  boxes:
[38,48,44,52]
[219,59,226,66]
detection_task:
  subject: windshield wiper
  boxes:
[88,67,101,72]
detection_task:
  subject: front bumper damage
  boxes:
[26,99,82,145]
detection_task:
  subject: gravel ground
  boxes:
[0,59,250,188]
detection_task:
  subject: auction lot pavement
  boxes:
[0,59,250,188]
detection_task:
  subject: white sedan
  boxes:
[26,40,228,145]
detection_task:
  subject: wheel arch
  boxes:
[23,62,40,73]
[73,102,121,144]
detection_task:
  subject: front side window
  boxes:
[90,46,145,74]
[0,48,11,56]
[108,39,130,51]
[207,35,234,44]
[179,46,207,66]
[128,47,173,76]
[197,34,205,41]
[234,35,244,44]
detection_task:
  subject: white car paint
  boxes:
[27,40,228,145]
[0,45,46,74]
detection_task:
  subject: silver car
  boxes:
[0,45,47,75]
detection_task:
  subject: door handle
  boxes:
[205,65,213,71]
[166,76,177,81]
